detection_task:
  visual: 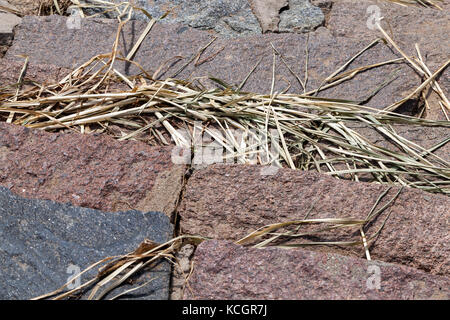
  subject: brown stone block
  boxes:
[185,240,449,299]
[0,122,185,220]
[5,15,424,110]
[179,164,449,275]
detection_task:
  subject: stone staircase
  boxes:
[0,0,448,300]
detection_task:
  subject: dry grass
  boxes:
[44,0,73,15]
[1,3,448,299]
[3,1,73,16]
[1,8,449,194]
[236,187,403,252]
[31,235,206,300]
[387,0,444,9]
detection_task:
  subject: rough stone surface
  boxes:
[311,0,332,17]
[328,0,449,60]
[0,123,185,220]
[185,240,449,300]
[6,15,423,110]
[0,0,22,56]
[248,0,288,33]
[76,0,260,37]
[0,58,72,85]
[345,122,449,162]
[179,164,450,275]
[325,0,450,120]
[76,0,324,37]
[279,0,324,33]
[0,186,173,300]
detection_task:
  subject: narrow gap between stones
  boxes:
[168,152,195,300]
[172,163,194,238]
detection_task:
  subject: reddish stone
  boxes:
[185,240,449,299]
[5,15,421,110]
[179,164,449,275]
[0,122,185,220]
[0,58,72,86]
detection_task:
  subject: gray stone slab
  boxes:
[0,186,173,300]
[73,0,324,37]
[0,0,21,56]
[279,0,324,33]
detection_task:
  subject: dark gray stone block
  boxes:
[72,0,323,37]
[0,187,173,300]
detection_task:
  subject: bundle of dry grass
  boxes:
[2,1,74,16]
[8,3,445,299]
[0,8,448,194]
[236,187,403,255]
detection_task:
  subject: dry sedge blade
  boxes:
[126,18,156,61]
[236,218,365,245]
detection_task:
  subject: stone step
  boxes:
[3,1,448,116]
[4,14,421,110]
[0,186,173,300]
[179,164,449,275]
[0,122,185,221]
[185,240,449,299]
[5,1,448,112]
